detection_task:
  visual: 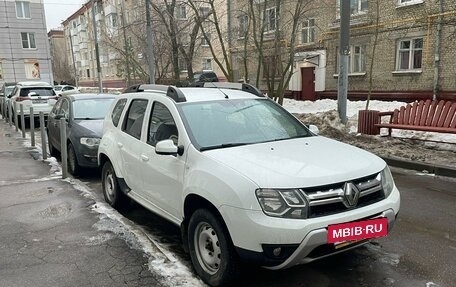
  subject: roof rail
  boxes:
[198,82,264,97]
[123,84,169,94]
[167,86,186,102]
[137,84,169,93]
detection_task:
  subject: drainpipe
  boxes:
[433,0,443,101]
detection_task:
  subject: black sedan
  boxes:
[47,94,116,175]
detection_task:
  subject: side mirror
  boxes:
[308,124,319,135]
[155,139,184,156]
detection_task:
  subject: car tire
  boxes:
[67,143,80,176]
[47,133,58,157]
[101,161,126,209]
[188,209,240,287]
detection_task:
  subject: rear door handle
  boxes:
[141,155,149,162]
[117,142,123,148]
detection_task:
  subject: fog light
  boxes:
[273,247,282,257]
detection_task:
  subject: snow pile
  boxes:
[283,99,456,167]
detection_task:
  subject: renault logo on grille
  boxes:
[343,182,360,207]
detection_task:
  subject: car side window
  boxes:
[111,98,127,127]
[50,99,63,117]
[147,102,178,147]
[61,99,70,120]
[122,99,148,140]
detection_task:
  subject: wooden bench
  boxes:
[375,100,456,136]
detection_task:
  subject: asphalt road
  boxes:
[8,123,456,286]
[77,168,456,287]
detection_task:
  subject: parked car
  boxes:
[98,82,400,286]
[9,81,57,121]
[47,93,115,175]
[0,82,17,117]
[0,82,17,98]
[189,71,219,86]
[53,85,78,96]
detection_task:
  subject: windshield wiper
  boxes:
[200,142,249,151]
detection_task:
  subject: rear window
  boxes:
[20,87,55,97]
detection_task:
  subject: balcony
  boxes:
[77,24,86,32]
[104,4,116,16]
[95,13,104,22]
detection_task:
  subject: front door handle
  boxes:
[141,155,149,162]
[117,142,123,148]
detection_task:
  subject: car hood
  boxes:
[202,136,386,188]
[72,119,104,137]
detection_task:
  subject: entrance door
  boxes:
[300,67,315,100]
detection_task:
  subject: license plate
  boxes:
[32,99,47,103]
[327,217,388,244]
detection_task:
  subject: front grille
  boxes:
[301,173,385,218]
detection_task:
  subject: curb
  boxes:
[382,156,456,178]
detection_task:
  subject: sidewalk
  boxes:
[0,120,164,287]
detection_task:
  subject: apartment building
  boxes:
[61,0,228,88]
[62,0,124,88]
[230,0,456,102]
[0,0,53,85]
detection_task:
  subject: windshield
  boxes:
[179,99,312,150]
[73,98,114,120]
[54,86,63,91]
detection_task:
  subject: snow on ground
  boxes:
[283,99,456,168]
[67,178,205,287]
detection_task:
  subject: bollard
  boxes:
[14,102,18,131]
[60,118,68,179]
[20,104,25,138]
[30,107,35,147]
[8,101,13,126]
[40,112,47,160]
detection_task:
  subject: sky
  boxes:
[43,0,86,31]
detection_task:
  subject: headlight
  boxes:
[380,166,395,198]
[256,189,308,219]
[80,137,100,147]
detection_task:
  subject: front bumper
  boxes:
[75,143,99,168]
[220,186,400,269]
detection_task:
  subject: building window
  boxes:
[396,38,423,70]
[202,59,212,71]
[178,58,187,72]
[86,69,90,78]
[336,45,366,73]
[108,13,118,27]
[263,56,282,78]
[264,7,277,33]
[16,1,31,19]
[238,14,249,38]
[24,61,40,79]
[302,19,315,44]
[176,5,187,20]
[337,0,368,16]
[201,33,211,46]
[199,7,211,20]
[398,0,424,6]
[350,45,365,73]
[21,32,36,49]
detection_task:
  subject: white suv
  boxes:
[9,81,57,120]
[98,83,400,286]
